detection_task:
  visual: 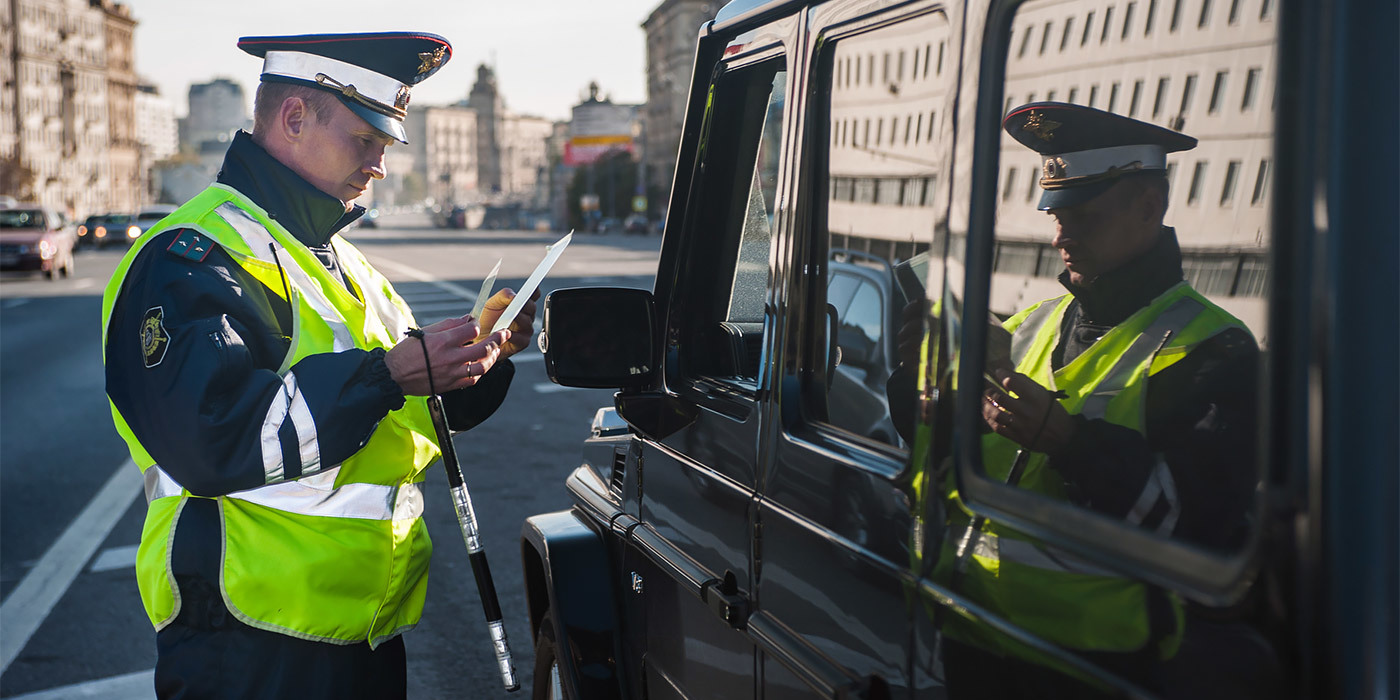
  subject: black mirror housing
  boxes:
[541,287,657,389]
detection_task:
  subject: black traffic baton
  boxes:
[424,393,520,692]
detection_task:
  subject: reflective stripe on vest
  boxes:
[959,529,1122,578]
[215,202,356,353]
[142,464,425,521]
[261,370,320,482]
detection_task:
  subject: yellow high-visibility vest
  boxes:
[937,282,1249,660]
[102,184,440,647]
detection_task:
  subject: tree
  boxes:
[0,155,36,201]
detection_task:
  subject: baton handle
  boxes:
[428,395,521,692]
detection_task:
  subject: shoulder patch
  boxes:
[141,306,170,368]
[166,229,216,262]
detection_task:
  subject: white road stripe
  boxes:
[533,382,574,394]
[88,544,140,573]
[5,668,153,699]
[365,256,479,302]
[0,460,141,674]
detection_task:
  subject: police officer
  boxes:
[937,102,1261,695]
[101,33,538,699]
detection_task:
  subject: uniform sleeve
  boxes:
[1046,328,1259,550]
[105,232,406,497]
[439,358,516,432]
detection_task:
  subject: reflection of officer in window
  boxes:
[981,103,1258,549]
[938,103,1263,695]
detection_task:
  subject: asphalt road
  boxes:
[0,213,661,699]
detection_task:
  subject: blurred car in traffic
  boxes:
[0,204,76,279]
[78,213,139,249]
[623,214,650,235]
[130,205,178,241]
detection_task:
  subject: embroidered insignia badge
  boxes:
[1024,110,1062,141]
[417,46,447,75]
[141,306,170,368]
[395,85,412,111]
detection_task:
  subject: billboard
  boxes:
[567,100,638,166]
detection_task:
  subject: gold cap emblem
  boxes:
[1043,157,1069,179]
[417,46,447,75]
[1023,110,1061,141]
[395,85,411,111]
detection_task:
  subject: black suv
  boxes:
[519,0,1396,698]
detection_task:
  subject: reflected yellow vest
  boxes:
[101,185,440,647]
[938,282,1248,659]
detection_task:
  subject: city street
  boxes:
[0,213,661,699]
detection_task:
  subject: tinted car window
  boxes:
[809,10,951,447]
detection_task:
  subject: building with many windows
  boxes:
[2,0,125,218]
[643,0,720,207]
[994,0,1275,331]
[135,83,178,164]
[181,78,250,151]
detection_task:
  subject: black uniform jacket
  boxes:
[106,131,513,503]
[1043,229,1259,551]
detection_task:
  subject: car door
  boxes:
[755,3,955,698]
[622,20,797,700]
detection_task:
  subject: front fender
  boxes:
[521,509,623,699]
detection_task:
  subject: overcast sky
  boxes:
[126,0,664,121]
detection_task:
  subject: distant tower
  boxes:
[469,64,503,194]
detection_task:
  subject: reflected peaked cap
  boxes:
[1003,101,1196,210]
[238,32,452,143]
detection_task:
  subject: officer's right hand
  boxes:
[385,314,512,396]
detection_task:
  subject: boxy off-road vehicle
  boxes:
[520,0,1397,697]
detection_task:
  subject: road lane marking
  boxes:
[533,382,573,394]
[5,668,153,699]
[364,256,479,303]
[88,544,140,573]
[74,279,96,290]
[0,460,140,674]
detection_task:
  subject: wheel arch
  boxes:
[520,508,624,699]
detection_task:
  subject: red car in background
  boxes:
[0,205,76,279]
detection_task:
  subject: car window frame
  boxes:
[787,2,951,462]
[663,43,793,415]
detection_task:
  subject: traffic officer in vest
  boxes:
[102,33,539,699]
[937,103,1261,695]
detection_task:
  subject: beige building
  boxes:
[642,0,720,204]
[2,0,126,218]
[993,0,1276,334]
[500,113,554,208]
[102,1,141,213]
[387,65,554,212]
[402,105,478,207]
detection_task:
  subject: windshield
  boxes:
[0,210,46,229]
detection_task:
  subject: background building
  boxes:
[181,77,248,151]
[135,83,178,163]
[402,105,479,209]
[994,0,1276,334]
[642,0,720,210]
[102,1,141,213]
[2,0,121,219]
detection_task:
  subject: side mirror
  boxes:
[540,287,656,388]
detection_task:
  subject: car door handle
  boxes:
[700,570,750,630]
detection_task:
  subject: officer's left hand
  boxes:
[982,369,1077,454]
[475,287,540,359]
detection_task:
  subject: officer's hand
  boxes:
[475,287,540,359]
[385,314,511,396]
[981,369,1076,454]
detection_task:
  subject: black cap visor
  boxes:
[1036,177,1119,210]
[343,100,407,143]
